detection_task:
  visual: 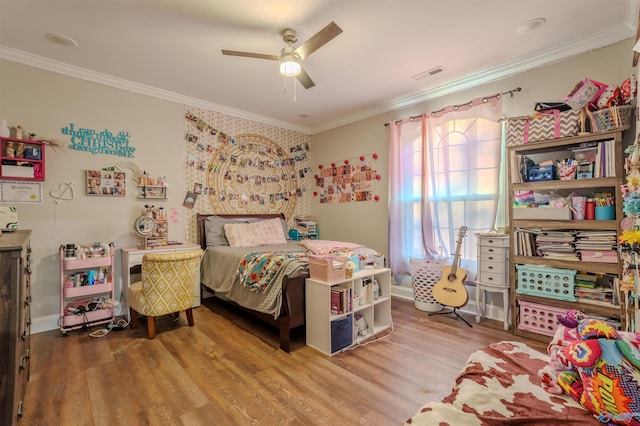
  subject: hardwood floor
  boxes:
[21,298,546,425]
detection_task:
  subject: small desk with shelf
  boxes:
[120,243,201,320]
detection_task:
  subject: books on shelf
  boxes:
[514,228,578,260]
[593,139,616,178]
[330,287,352,315]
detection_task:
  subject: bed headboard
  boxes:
[196,213,286,250]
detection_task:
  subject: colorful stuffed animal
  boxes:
[539,310,584,394]
[559,318,640,425]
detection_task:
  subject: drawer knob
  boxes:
[17,401,24,418]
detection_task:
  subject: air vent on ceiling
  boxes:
[412,66,445,81]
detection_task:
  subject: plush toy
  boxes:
[354,312,368,338]
[539,310,584,394]
[559,318,640,425]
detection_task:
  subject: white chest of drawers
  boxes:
[475,234,510,330]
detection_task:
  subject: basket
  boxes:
[517,301,569,337]
[506,108,581,146]
[308,255,347,283]
[515,264,577,301]
[587,104,633,132]
[410,257,445,312]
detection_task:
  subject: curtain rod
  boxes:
[384,87,521,127]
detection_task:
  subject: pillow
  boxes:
[280,218,291,240]
[563,77,608,110]
[299,239,364,254]
[596,85,620,109]
[224,218,288,248]
[204,215,255,247]
[620,75,637,104]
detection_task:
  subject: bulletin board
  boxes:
[315,154,381,203]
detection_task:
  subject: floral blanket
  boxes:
[237,251,308,293]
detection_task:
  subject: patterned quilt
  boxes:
[405,341,598,426]
[238,251,308,293]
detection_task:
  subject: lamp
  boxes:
[280,54,301,77]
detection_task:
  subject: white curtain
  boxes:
[388,95,503,277]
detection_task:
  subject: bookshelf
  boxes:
[305,268,391,356]
[507,130,626,342]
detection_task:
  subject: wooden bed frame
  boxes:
[196,213,308,353]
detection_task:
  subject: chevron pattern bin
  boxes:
[507,109,581,146]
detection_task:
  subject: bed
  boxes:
[405,340,599,425]
[197,213,309,353]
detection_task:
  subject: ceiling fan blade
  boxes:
[296,67,315,89]
[294,21,342,61]
[221,50,279,61]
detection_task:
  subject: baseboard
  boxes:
[32,314,60,334]
[390,284,507,324]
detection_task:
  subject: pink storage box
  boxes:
[518,300,569,337]
[308,254,347,283]
[580,250,618,263]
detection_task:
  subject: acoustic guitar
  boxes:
[432,226,469,308]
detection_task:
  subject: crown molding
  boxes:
[1,17,635,137]
[0,45,313,135]
[309,22,635,134]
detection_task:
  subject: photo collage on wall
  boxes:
[182,109,311,222]
[86,167,126,196]
[316,157,379,203]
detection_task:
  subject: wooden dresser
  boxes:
[0,230,32,424]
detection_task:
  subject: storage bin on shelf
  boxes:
[587,104,633,132]
[308,254,347,283]
[516,264,577,301]
[331,314,353,353]
[506,108,581,146]
[512,207,572,220]
[517,300,569,337]
[580,250,618,263]
[527,165,555,182]
[409,257,444,312]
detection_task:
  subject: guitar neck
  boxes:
[448,227,467,277]
[450,240,463,275]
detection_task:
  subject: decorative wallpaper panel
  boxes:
[183,106,311,242]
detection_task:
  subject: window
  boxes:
[388,96,504,279]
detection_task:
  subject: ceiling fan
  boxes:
[222,21,343,89]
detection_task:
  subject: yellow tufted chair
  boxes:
[129,249,203,339]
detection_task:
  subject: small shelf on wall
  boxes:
[137,185,167,199]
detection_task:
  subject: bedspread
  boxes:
[200,242,308,319]
[238,251,309,293]
[405,341,598,426]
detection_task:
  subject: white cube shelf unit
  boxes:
[305,268,392,356]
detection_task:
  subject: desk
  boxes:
[120,243,201,320]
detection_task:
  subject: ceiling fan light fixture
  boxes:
[280,55,301,77]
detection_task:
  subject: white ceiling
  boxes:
[0,0,637,134]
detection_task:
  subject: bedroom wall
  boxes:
[1,38,634,333]
[310,38,636,316]
[0,59,310,333]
